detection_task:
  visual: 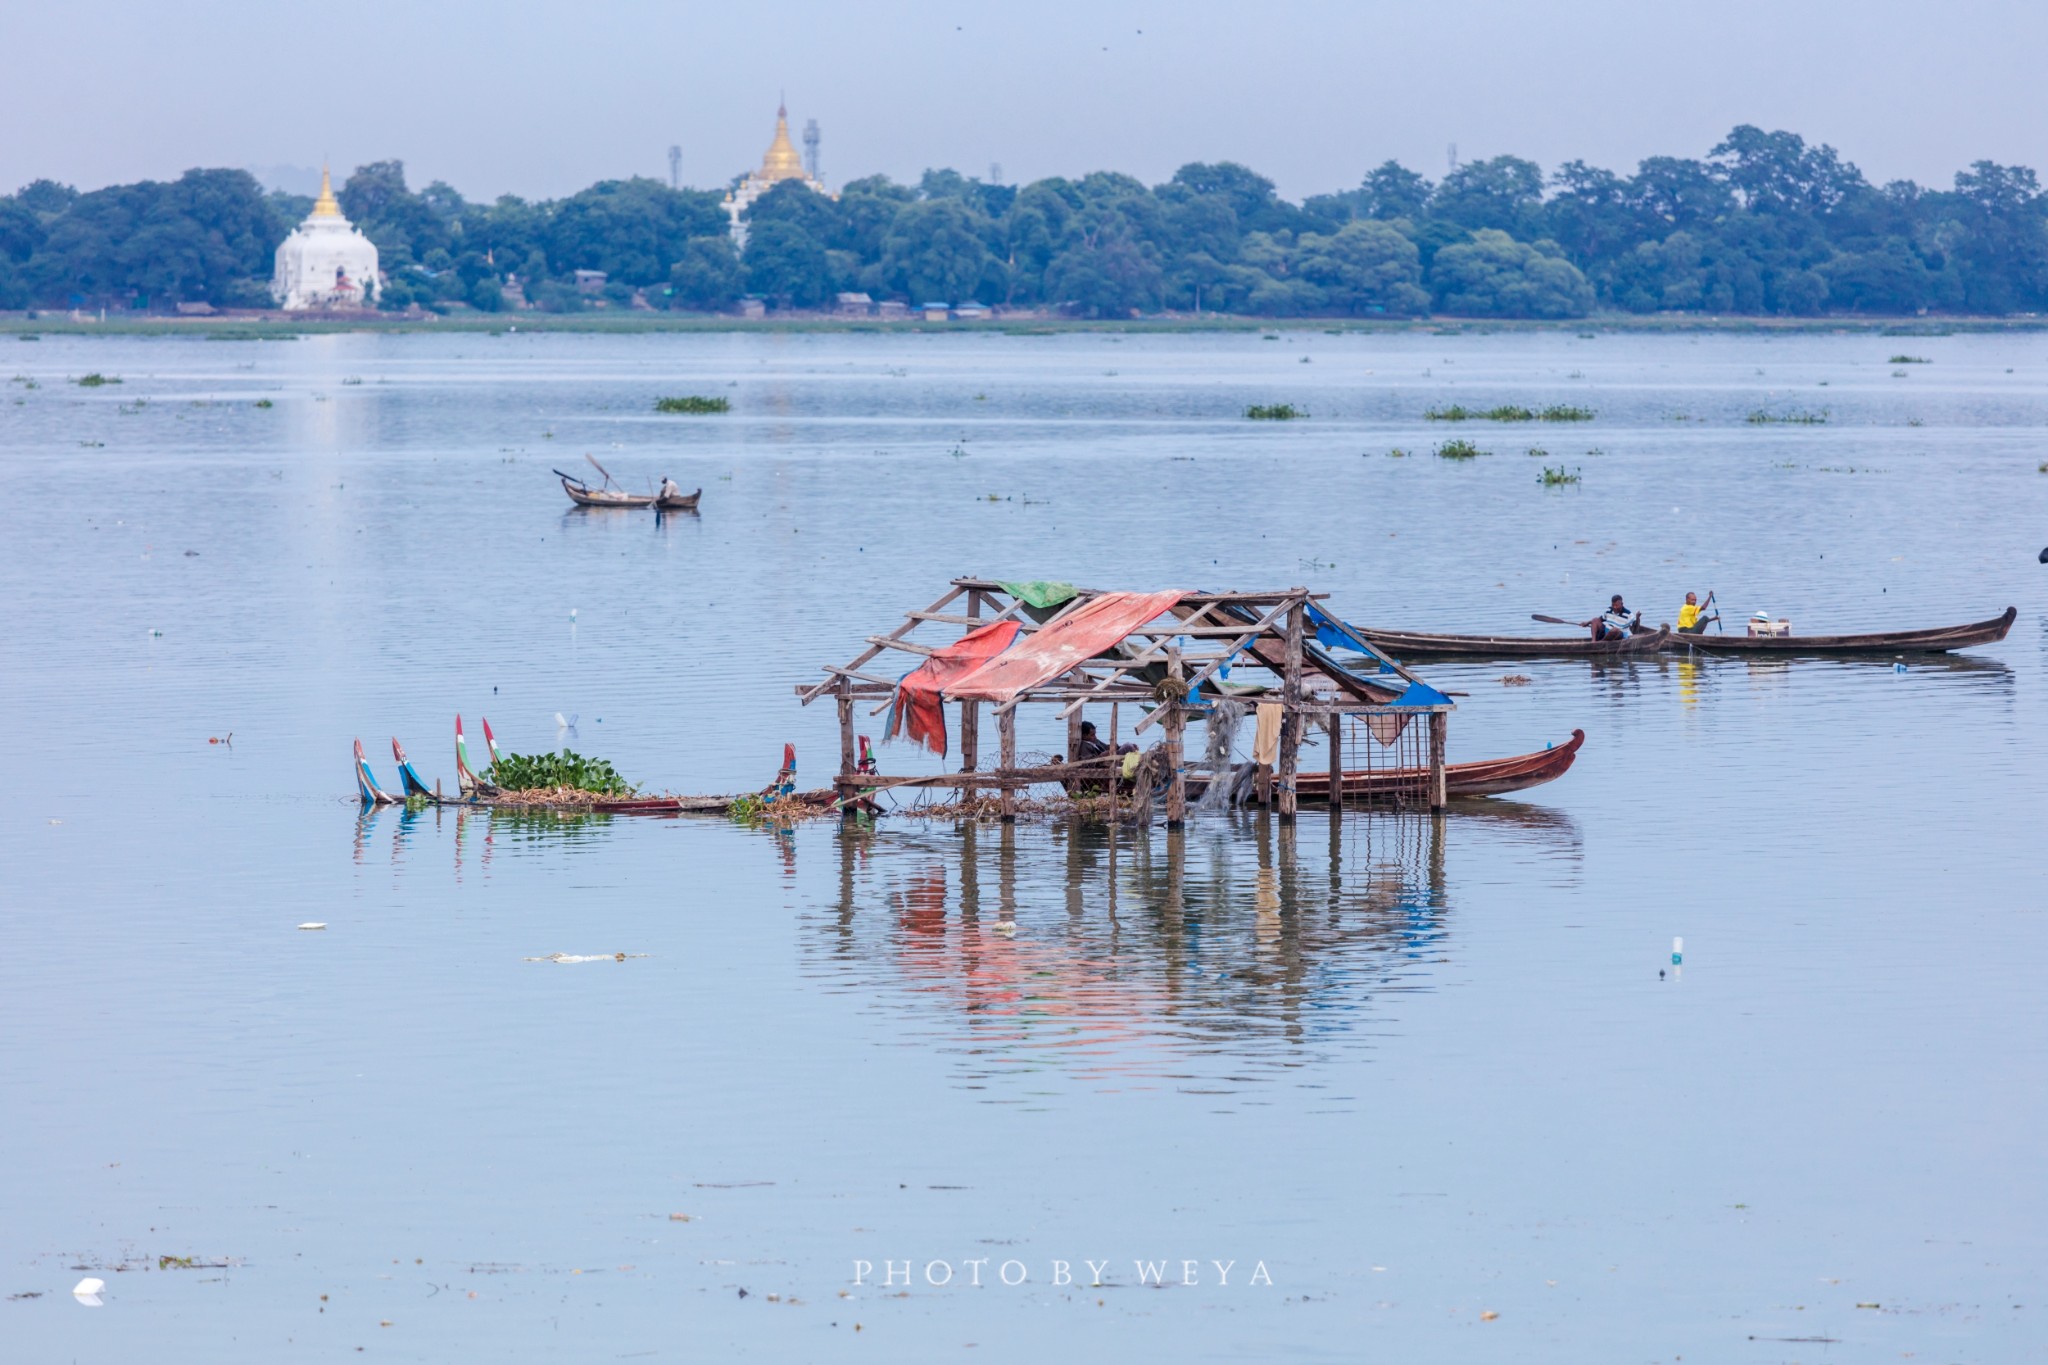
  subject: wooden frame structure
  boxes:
[796,578,1456,824]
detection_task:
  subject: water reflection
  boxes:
[805,808,1580,1094]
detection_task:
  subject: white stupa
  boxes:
[722,102,831,246]
[271,167,380,310]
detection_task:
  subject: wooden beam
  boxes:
[1165,647,1187,828]
[961,590,982,802]
[836,680,857,818]
[1327,713,1343,814]
[800,584,963,704]
[998,706,1018,822]
[1428,711,1448,810]
[1277,597,1304,821]
[1133,596,1297,735]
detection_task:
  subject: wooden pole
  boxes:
[1327,713,1343,812]
[1106,701,1120,825]
[1164,647,1187,828]
[998,704,1018,822]
[960,590,981,802]
[836,679,857,814]
[1427,711,1448,810]
[1276,594,1305,821]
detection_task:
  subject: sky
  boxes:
[11,0,2048,203]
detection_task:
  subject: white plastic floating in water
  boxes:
[1671,936,1684,965]
[1893,662,1908,673]
[73,1277,105,1305]
[298,922,327,931]
[555,712,566,727]
[524,952,649,964]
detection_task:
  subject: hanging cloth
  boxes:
[1365,712,1412,747]
[1252,703,1284,766]
[884,619,1023,756]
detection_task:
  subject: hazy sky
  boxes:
[13,0,2048,202]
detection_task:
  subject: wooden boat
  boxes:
[1298,729,1584,800]
[655,487,702,512]
[559,473,655,508]
[1356,625,1671,659]
[1661,606,2015,655]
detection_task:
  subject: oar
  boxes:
[1702,589,1724,634]
[585,452,618,490]
[1531,613,1591,627]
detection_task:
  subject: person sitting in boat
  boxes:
[1676,590,1717,634]
[1075,721,1111,761]
[659,477,682,502]
[1589,594,1639,641]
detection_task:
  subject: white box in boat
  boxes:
[1747,618,1791,637]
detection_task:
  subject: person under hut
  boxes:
[1587,594,1640,641]
[1074,721,1111,761]
[1677,590,1719,634]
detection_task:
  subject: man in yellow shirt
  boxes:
[1677,590,1718,633]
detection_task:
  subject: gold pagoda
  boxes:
[722,102,831,245]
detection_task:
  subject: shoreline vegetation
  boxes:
[0,312,2030,338]
[10,124,2048,325]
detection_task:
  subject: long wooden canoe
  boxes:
[1661,606,2015,655]
[655,487,702,512]
[1356,625,1671,659]
[559,474,655,508]
[1172,729,1585,803]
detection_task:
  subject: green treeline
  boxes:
[4,125,2046,317]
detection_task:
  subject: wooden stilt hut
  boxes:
[796,578,1457,822]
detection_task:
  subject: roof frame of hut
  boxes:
[797,578,1455,822]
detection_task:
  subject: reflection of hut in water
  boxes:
[810,813,1469,1077]
[800,578,1477,825]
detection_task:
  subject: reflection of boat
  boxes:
[1662,606,2014,655]
[558,472,655,508]
[1193,730,1585,802]
[1358,626,1670,659]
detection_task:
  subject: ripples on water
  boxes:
[1,329,2043,1362]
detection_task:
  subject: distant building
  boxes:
[723,102,832,246]
[574,269,608,294]
[921,302,951,322]
[953,302,990,321]
[271,167,381,311]
[877,300,908,320]
[738,297,767,318]
[835,291,874,316]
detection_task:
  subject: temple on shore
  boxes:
[723,102,830,245]
[271,167,381,310]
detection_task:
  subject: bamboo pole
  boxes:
[1165,647,1187,828]
[1277,594,1305,821]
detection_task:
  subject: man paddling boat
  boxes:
[1677,590,1719,634]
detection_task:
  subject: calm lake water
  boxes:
[2,326,2044,1362]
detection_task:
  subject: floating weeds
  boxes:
[1244,403,1305,420]
[1906,418,1923,426]
[1888,354,1931,364]
[341,376,363,386]
[1485,404,1536,421]
[489,749,634,797]
[1538,403,1595,421]
[1527,446,1549,458]
[1434,437,1486,460]
[1584,447,1605,456]
[1424,404,1474,421]
[75,372,120,386]
[253,398,273,408]
[654,395,730,414]
[1539,464,1581,485]
[1746,408,1829,424]
[1386,447,1409,458]
[1427,402,1592,422]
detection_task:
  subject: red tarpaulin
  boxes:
[885,619,1023,755]
[947,590,1186,704]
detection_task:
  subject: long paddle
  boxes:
[1531,613,1593,627]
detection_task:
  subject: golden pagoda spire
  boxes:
[757,102,806,182]
[311,164,342,219]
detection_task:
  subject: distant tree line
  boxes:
[5,126,2048,318]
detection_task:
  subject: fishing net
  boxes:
[1195,698,1256,813]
